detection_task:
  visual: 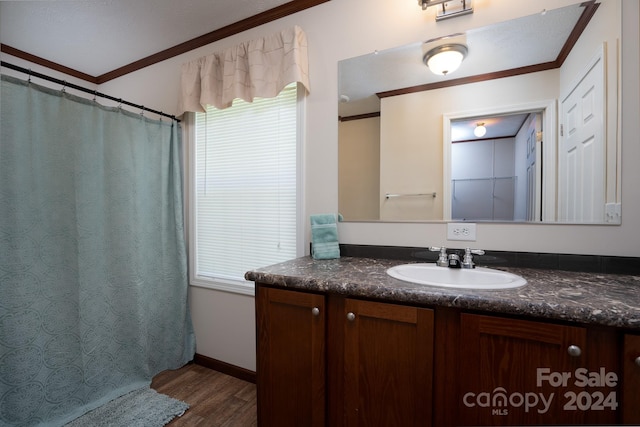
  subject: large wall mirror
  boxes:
[338,0,621,224]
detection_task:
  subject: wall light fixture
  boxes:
[419,0,473,21]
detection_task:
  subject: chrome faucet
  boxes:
[430,247,485,269]
[462,248,485,269]
[429,247,449,267]
[429,246,461,268]
[447,252,462,269]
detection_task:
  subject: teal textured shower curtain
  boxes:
[0,75,195,426]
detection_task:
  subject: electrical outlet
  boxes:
[605,203,621,224]
[447,222,477,241]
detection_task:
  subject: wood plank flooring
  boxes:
[151,363,257,426]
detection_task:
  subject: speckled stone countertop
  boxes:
[245,256,640,330]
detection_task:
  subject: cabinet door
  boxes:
[256,286,325,427]
[459,313,592,425]
[623,334,640,424]
[343,299,434,427]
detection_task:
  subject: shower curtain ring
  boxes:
[117,99,123,109]
[61,80,67,93]
[93,90,97,102]
[27,69,32,84]
[140,106,145,117]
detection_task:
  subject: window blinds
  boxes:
[194,83,298,285]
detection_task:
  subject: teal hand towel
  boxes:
[310,214,340,259]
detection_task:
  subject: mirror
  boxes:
[338,0,621,224]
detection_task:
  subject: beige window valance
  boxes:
[177,25,310,115]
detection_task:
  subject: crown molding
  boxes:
[1,0,329,85]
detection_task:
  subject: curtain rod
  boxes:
[1,61,180,122]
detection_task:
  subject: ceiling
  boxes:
[0,0,294,78]
[338,4,584,117]
[337,2,588,140]
[451,113,531,142]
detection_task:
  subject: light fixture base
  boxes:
[432,0,474,21]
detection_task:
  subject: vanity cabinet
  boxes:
[256,285,626,426]
[457,313,589,425]
[256,286,326,427]
[256,286,434,427]
[622,334,640,424]
[338,298,434,427]
[445,313,621,426]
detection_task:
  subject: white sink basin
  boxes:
[386,263,526,289]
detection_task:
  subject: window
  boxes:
[189,83,302,295]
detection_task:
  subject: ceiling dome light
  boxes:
[474,122,487,137]
[423,43,468,76]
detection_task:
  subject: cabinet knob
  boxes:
[311,307,320,316]
[635,356,640,367]
[567,345,582,357]
[346,312,356,322]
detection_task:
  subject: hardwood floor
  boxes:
[151,363,257,426]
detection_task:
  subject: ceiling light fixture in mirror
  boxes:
[423,43,468,76]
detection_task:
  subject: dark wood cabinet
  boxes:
[341,299,434,427]
[456,313,620,425]
[256,285,628,426]
[622,334,640,424]
[257,286,434,427]
[256,286,326,427]
[458,313,588,425]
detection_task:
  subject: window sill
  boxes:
[189,276,255,296]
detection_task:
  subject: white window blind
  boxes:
[192,83,299,293]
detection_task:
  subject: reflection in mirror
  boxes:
[450,111,542,222]
[338,0,621,224]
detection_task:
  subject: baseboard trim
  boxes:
[193,353,256,384]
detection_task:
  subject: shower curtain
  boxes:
[0,75,195,426]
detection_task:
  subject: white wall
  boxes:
[339,117,380,220]
[379,69,559,222]
[1,56,98,94]
[5,0,638,370]
[380,94,444,221]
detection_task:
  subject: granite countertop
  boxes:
[245,256,640,330]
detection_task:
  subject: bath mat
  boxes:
[65,387,188,427]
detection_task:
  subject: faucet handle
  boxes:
[429,247,449,267]
[462,248,485,269]
[466,248,485,256]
